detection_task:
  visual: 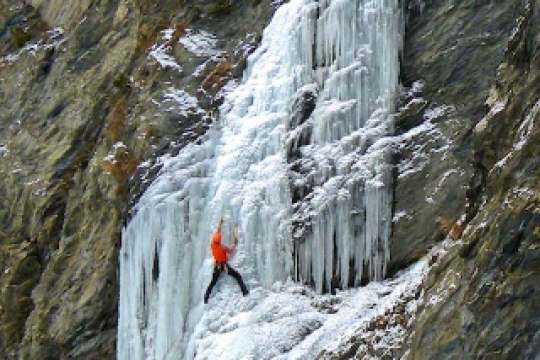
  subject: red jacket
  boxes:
[211,231,233,264]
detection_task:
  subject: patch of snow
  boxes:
[161,29,175,42]
[138,161,152,168]
[179,30,221,57]
[392,210,409,222]
[424,104,455,122]
[103,153,116,162]
[1,27,65,64]
[114,142,127,150]
[149,43,182,71]
[503,186,536,207]
[23,178,48,197]
[395,105,454,179]
[475,97,508,134]
[494,99,539,169]
[491,99,507,114]
[23,178,42,187]
[426,168,464,201]
[410,80,424,94]
[426,269,460,307]
[193,58,214,77]
[162,87,204,115]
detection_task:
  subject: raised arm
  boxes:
[210,218,224,245]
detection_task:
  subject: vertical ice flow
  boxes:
[118,0,403,358]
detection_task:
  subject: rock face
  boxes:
[390,0,523,274]
[0,0,538,359]
[399,0,540,358]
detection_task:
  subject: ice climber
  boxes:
[204,219,249,303]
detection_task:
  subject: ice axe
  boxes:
[232,225,238,246]
[218,207,225,227]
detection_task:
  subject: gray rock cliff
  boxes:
[0,0,538,359]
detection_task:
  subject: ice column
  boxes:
[291,0,402,292]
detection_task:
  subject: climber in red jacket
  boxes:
[204,219,248,303]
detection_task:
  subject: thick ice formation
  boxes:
[118,0,403,358]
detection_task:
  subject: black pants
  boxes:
[204,263,248,302]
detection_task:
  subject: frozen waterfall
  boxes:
[118,0,403,359]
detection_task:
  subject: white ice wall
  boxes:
[290,0,402,292]
[118,0,403,358]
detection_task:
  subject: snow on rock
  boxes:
[179,30,221,57]
[162,87,204,115]
[2,27,65,64]
[395,104,455,180]
[179,256,431,360]
[149,43,183,71]
[150,27,224,71]
[148,28,185,71]
[494,99,539,169]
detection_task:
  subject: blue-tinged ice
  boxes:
[118,0,403,358]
